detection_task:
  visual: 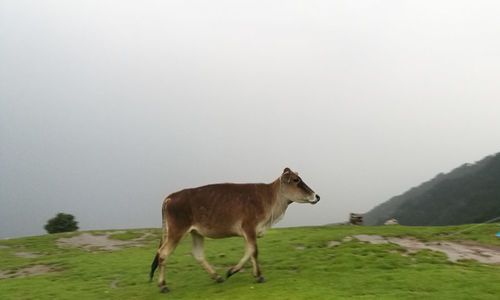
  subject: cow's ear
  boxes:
[282,168,291,183]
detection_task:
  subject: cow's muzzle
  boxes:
[311,194,320,204]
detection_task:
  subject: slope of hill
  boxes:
[1,225,500,299]
[364,152,500,226]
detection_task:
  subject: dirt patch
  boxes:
[14,252,41,258]
[0,245,9,249]
[353,235,500,264]
[110,279,119,289]
[353,235,388,244]
[327,241,341,248]
[389,237,500,264]
[459,240,500,252]
[57,232,146,251]
[132,232,154,241]
[106,230,127,235]
[0,265,56,279]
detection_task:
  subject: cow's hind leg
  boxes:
[157,228,187,293]
[191,231,224,283]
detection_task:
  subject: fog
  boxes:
[1,0,500,238]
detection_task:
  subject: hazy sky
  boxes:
[1,0,500,238]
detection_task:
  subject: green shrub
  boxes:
[44,213,79,234]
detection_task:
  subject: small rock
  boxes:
[327,241,341,248]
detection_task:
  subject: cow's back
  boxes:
[165,183,274,238]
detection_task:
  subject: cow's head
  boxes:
[280,167,320,204]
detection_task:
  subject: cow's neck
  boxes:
[257,179,292,237]
[268,179,291,225]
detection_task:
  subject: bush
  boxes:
[44,213,79,234]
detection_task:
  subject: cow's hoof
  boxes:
[257,277,267,283]
[160,286,170,293]
[216,277,225,283]
[226,268,234,278]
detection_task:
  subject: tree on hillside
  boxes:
[44,213,79,234]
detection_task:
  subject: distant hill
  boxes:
[364,152,500,226]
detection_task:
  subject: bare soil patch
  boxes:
[14,252,41,258]
[353,235,500,264]
[0,265,56,279]
[353,235,388,244]
[342,236,353,242]
[110,279,120,289]
[327,241,341,248]
[106,230,127,235]
[0,245,9,249]
[57,232,148,251]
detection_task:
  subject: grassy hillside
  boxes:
[364,152,500,226]
[1,224,500,299]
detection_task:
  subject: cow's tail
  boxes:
[150,254,159,281]
[150,198,169,281]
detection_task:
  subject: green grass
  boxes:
[1,224,500,299]
[108,231,144,240]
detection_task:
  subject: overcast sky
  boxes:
[1,0,500,238]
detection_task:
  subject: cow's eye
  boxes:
[293,178,300,183]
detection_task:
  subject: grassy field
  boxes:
[1,224,500,299]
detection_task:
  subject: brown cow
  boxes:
[150,168,320,293]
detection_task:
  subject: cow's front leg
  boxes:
[248,233,266,283]
[234,227,265,283]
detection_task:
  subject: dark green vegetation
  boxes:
[1,225,500,299]
[364,152,500,226]
[44,213,79,234]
